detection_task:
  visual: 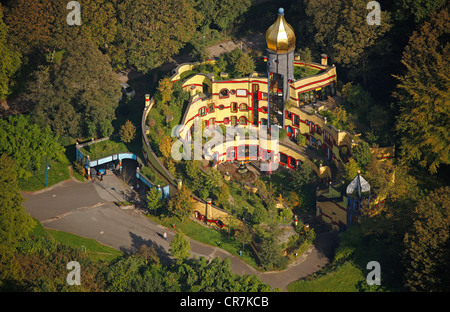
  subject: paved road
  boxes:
[22,173,338,291]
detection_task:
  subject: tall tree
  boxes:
[4,0,76,54]
[0,3,21,99]
[119,120,136,143]
[352,141,372,169]
[169,230,191,264]
[167,185,194,221]
[0,154,34,285]
[303,0,391,81]
[27,37,121,138]
[0,114,65,179]
[193,0,251,32]
[403,186,450,291]
[117,0,199,73]
[394,8,450,174]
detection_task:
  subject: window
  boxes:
[289,157,297,169]
[261,118,268,126]
[236,89,247,97]
[223,117,229,125]
[209,118,215,128]
[239,103,248,111]
[219,104,224,110]
[208,103,215,113]
[285,110,292,120]
[293,114,299,127]
[231,102,237,113]
[279,153,288,164]
[219,89,229,98]
[231,116,237,126]
[227,147,236,161]
[199,107,206,116]
[261,106,268,113]
[239,116,247,125]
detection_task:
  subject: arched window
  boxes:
[219,89,229,98]
[239,103,248,111]
[239,116,247,125]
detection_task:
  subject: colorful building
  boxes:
[169,8,352,176]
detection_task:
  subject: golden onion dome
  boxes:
[266,8,296,53]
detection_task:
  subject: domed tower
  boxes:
[266,8,296,128]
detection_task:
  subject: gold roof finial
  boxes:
[266,8,296,53]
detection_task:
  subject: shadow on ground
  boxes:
[120,231,173,264]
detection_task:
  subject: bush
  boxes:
[73,160,85,176]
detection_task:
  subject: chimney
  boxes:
[321,54,328,66]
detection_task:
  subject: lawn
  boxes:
[294,65,324,80]
[25,219,123,262]
[79,138,129,160]
[19,158,71,191]
[287,261,366,292]
[46,229,123,262]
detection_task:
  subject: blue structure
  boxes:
[76,141,170,199]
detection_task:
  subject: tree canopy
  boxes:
[394,7,450,174]
[27,37,121,138]
[116,0,199,73]
[0,4,21,99]
[0,114,65,179]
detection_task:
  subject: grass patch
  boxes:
[294,65,324,80]
[287,261,366,292]
[79,138,129,160]
[19,158,70,191]
[46,229,122,262]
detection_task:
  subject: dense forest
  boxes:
[0,0,449,292]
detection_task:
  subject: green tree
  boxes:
[394,8,450,174]
[157,77,173,105]
[297,47,312,75]
[352,141,372,169]
[0,153,34,241]
[394,0,448,24]
[291,163,316,191]
[119,120,136,143]
[146,187,162,214]
[193,0,251,32]
[235,225,252,252]
[0,4,21,99]
[78,0,118,49]
[0,114,65,179]
[256,227,286,270]
[403,186,450,292]
[169,230,191,264]
[117,0,199,73]
[234,52,255,77]
[0,154,34,250]
[304,0,391,84]
[167,185,193,221]
[344,158,361,183]
[27,37,121,138]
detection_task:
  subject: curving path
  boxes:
[22,173,338,292]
